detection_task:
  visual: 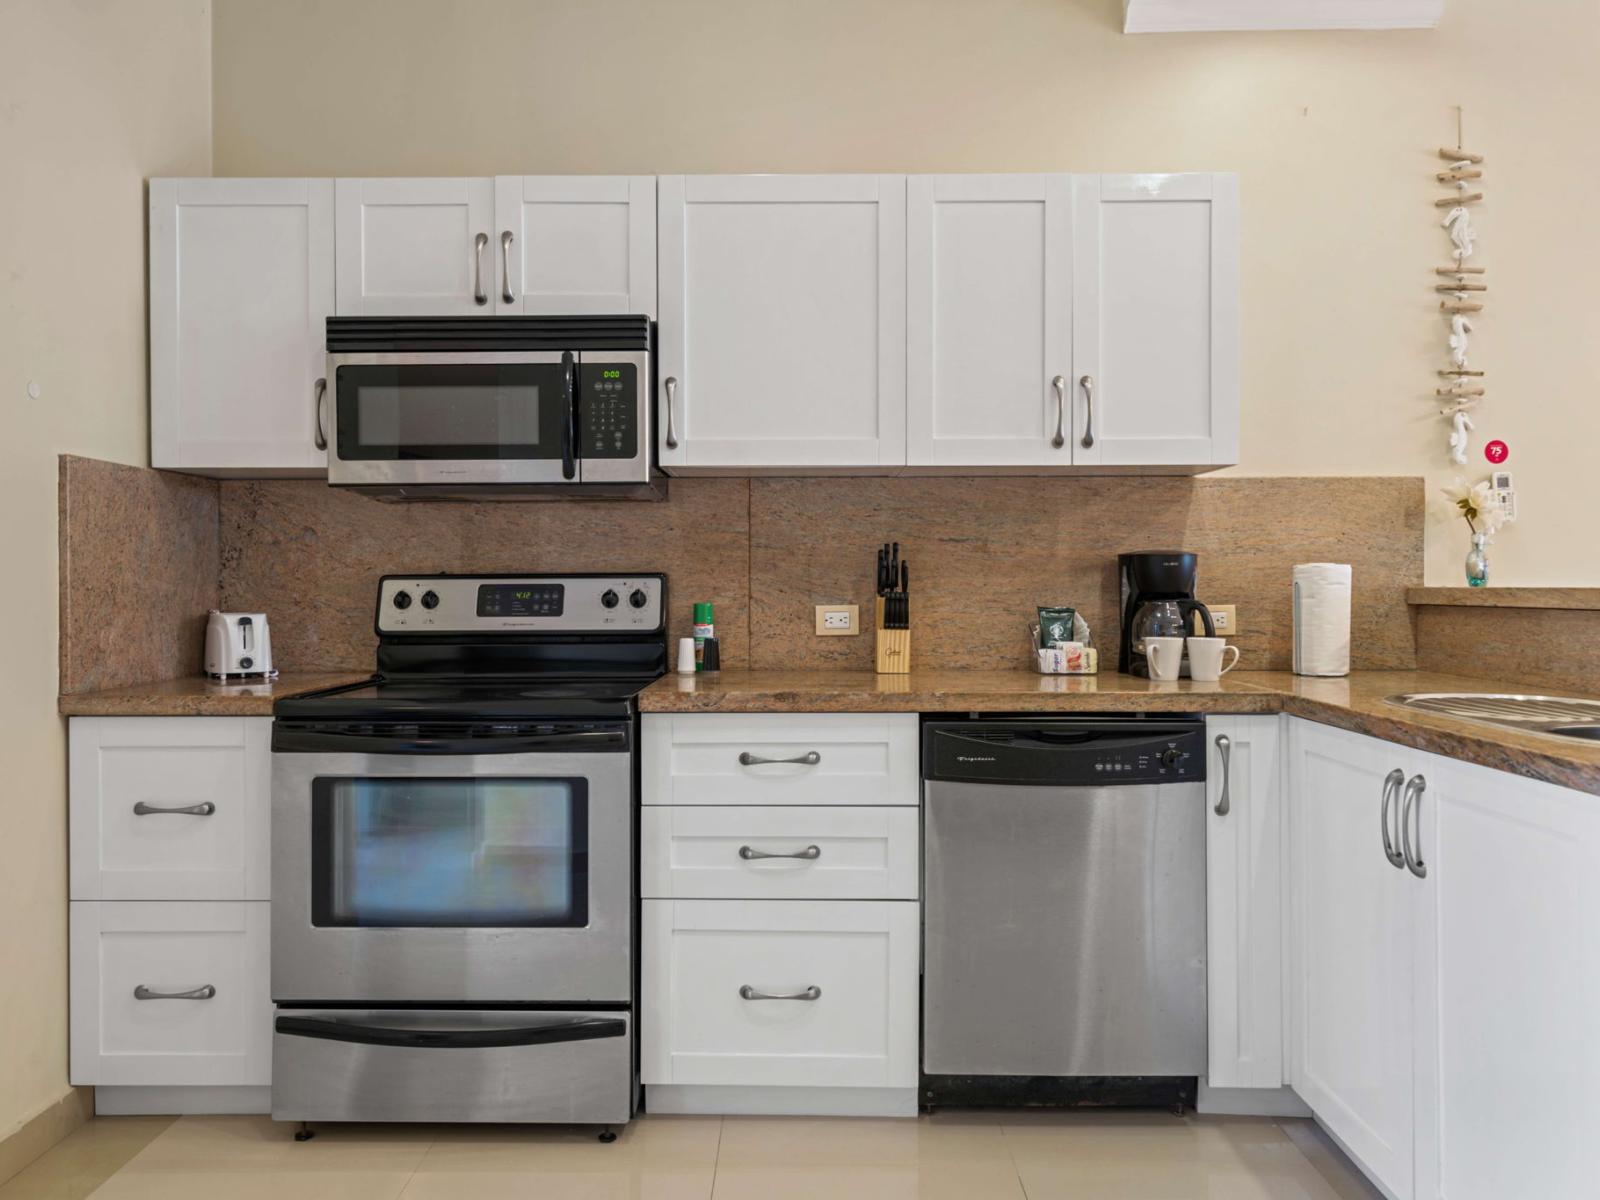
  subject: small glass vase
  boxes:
[1464,532,1489,587]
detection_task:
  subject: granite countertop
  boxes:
[643,668,1600,797]
[58,672,373,717]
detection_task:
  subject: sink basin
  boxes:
[1386,693,1600,742]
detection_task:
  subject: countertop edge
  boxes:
[1407,586,1600,610]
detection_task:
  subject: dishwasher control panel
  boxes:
[922,718,1206,786]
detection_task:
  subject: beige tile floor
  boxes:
[0,1111,1382,1200]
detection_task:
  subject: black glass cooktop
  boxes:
[274,675,655,723]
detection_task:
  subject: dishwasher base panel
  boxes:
[920,1073,1196,1114]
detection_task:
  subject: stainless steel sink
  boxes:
[1386,693,1600,741]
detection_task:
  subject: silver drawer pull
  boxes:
[134,984,216,1001]
[133,801,215,816]
[739,985,821,1002]
[739,844,822,861]
[738,751,821,767]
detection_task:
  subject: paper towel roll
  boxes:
[1293,563,1352,677]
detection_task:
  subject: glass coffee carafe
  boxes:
[1130,598,1214,674]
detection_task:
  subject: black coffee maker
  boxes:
[1119,551,1216,677]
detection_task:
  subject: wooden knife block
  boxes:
[874,596,910,674]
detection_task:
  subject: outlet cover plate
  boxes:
[815,604,860,636]
[1194,604,1237,636]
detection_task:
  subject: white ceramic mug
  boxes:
[1187,636,1240,682]
[1146,637,1186,681]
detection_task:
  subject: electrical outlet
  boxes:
[1194,604,1237,636]
[814,604,860,636]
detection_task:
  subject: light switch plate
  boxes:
[1194,604,1237,636]
[814,604,860,636]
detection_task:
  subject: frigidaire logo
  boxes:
[956,755,997,763]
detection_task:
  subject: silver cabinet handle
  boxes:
[134,984,216,1000]
[738,751,821,767]
[1213,734,1231,816]
[473,232,489,305]
[1379,768,1406,868]
[1079,375,1096,448]
[500,230,515,304]
[1051,375,1067,449]
[313,377,328,451]
[663,377,679,449]
[1401,774,1428,879]
[739,844,821,861]
[134,801,215,816]
[739,985,821,1002]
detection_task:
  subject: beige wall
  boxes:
[0,0,210,1146]
[212,0,1600,586]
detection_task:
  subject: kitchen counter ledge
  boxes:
[643,669,1600,798]
[59,671,373,717]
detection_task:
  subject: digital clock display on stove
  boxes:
[476,583,564,617]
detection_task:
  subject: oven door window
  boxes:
[334,363,568,461]
[310,777,588,927]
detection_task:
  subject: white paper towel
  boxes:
[1293,563,1352,677]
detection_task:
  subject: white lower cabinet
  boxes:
[1203,716,1284,1092]
[70,901,272,1087]
[642,899,918,1091]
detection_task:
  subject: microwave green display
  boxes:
[602,370,621,379]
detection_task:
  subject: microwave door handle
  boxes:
[561,351,578,481]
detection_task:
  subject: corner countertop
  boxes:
[58,672,373,717]
[642,668,1600,797]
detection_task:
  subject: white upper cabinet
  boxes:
[1072,173,1238,468]
[335,177,495,314]
[906,175,1073,468]
[657,175,908,472]
[494,176,655,316]
[149,178,333,474]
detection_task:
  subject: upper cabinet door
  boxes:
[149,178,333,474]
[494,176,655,316]
[335,178,495,314]
[657,175,907,472]
[906,175,1073,468]
[1072,174,1239,467]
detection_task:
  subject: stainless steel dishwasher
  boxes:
[921,716,1207,1110]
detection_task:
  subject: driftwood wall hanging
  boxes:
[1436,107,1485,465]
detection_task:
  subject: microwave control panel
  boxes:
[579,363,638,460]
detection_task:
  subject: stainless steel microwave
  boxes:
[324,315,652,497]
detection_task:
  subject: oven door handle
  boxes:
[274,1015,626,1050]
[270,727,630,755]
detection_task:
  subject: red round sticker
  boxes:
[1485,440,1509,464]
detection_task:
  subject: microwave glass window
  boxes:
[335,363,567,460]
[310,777,588,927]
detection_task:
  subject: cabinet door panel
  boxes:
[1073,174,1238,467]
[149,178,332,472]
[1414,756,1600,1199]
[335,178,494,315]
[657,175,906,470]
[906,175,1072,468]
[1204,716,1283,1090]
[1289,720,1414,1200]
[494,176,655,315]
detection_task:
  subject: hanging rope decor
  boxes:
[1435,106,1485,466]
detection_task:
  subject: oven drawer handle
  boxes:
[135,984,215,1001]
[133,801,216,816]
[739,985,821,1002]
[274,1015,626,1050]
[738,751,821,767]
[739,844,821,861]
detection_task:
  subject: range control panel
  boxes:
[377,574,664,635]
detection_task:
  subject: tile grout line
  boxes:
[998,1122,1033,1200]
[709,1115,725,1199]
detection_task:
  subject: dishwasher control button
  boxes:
[1160,748,1181,768]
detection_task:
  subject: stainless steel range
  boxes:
[269,573,666,1138]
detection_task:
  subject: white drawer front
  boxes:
[643,713,918,806]
[69,717,270,901]
[642,899,918,1088]
[70,901,271,1086]
[641,806,919,900]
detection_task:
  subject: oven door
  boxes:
[272,736,631,1003]
[327,350,579,487]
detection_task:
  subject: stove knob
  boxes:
[392,590,412,610]
[1161,748,1181,769]
[600,589,620,609]
[629,588,649,609]
[420,590,440,610]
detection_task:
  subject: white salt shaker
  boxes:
[676,637,698,674]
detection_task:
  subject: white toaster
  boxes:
[204,611,275,678]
